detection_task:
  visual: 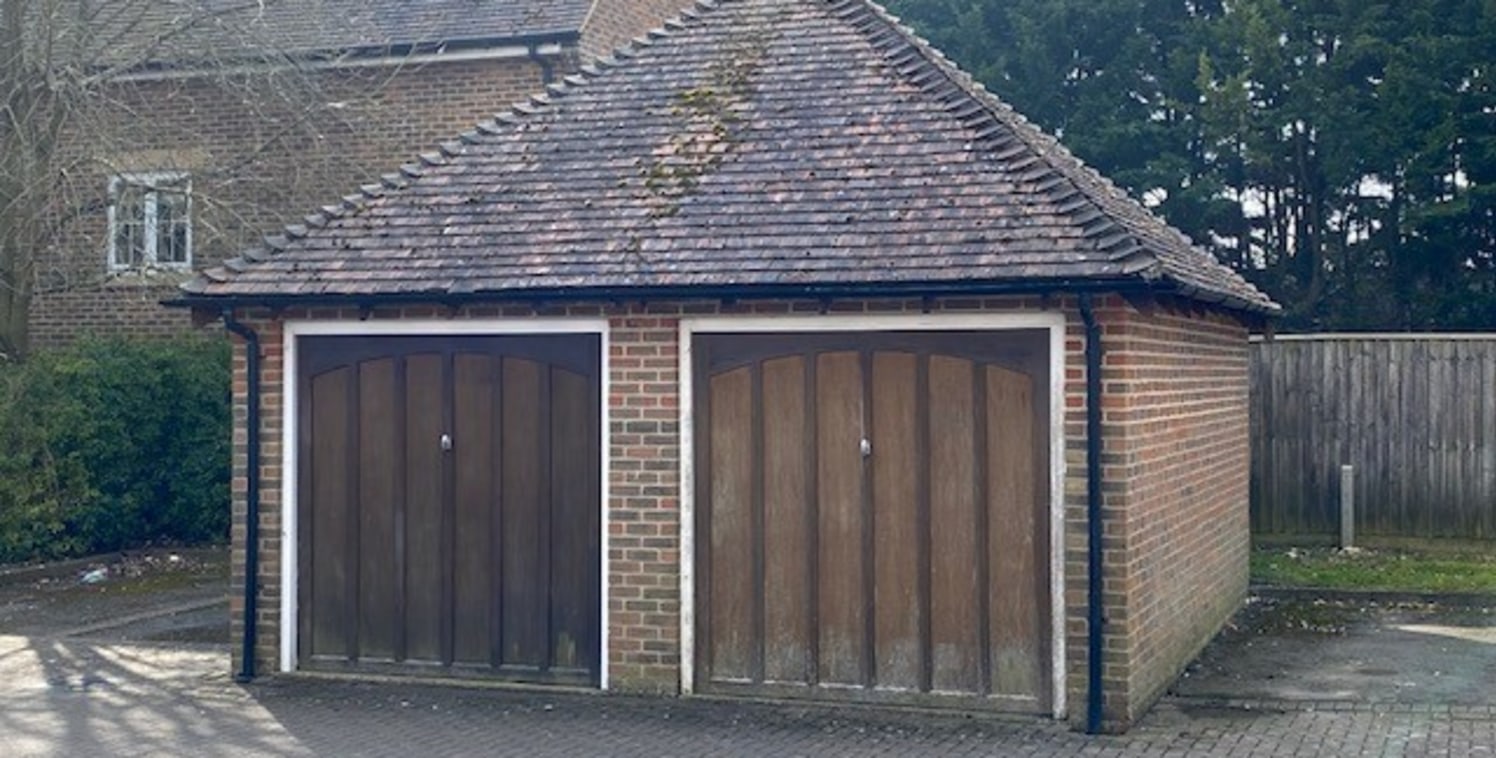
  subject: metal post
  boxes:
[1340,465,1355,549]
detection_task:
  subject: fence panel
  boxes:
[1251,335,1496,541]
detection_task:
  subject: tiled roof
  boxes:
[112,0,591,65]
[181,0,1279,315]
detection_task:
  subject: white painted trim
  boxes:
[107,171,193,273]
[280,324,299,674]
[598,326,612,691]
[276,317,611,688]
[676,322,696,694]
[682,313,1066,334]
[675,311,1069,719]
[1252,332,1496,342]
[113,43,567,82]
[1048,321,1068,720]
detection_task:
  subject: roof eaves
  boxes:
[166,275,1161,311]
[852,0,1278,316]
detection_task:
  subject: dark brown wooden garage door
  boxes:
[694,331,1051,711]
[298,335,600,685]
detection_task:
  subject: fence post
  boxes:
[1340,465,1355,549]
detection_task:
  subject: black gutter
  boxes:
[163,277,1196,313]
[1080,293,1106,734]
[111,30,582,78]
[222,312,262,684]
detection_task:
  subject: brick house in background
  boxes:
[29,0,695,350]
[173,0,1279,733]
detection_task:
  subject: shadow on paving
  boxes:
[1173,594,1496,706]
[0,635,309,758]
[1,637,1493,756]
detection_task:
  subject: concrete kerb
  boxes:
[0,547,227,583]
[1250,585,1496,608]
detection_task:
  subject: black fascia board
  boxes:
[163,277,1214,313]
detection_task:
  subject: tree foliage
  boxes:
[887,0,1496,330]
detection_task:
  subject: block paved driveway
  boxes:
[3,635,1496,757]
[3,556,1496,756]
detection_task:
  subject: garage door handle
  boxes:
[440,433,453,452]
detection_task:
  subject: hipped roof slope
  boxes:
[181,0,1279,315]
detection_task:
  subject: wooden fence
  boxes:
[1251,334,1496,541]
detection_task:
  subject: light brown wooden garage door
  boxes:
[694,331,1051,711]
[297,335,600,686]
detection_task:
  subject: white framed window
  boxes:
[108,172,192,271]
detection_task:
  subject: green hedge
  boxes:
[0,337,231,564]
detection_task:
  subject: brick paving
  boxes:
[3,634,1496,757]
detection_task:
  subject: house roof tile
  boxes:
[181,0,1279,315]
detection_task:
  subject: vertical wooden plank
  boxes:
[550,366,600,674]
[537,366,554,672]
[392,356,409,662]
[750,364,767,683]
[803,354,821,686]
[1364,341,1382,536]
[1309,341,1327,534]
[816,351,866,687]
[309,367,350,659]
[440,351,457,667]
[870,351,920,691]
[297,364,315,664]
[761,356,811,684]
[452,353,495,667]
[928,356,981,694]
[1482,344,1496,539]
[1248,342,1263,534]
[707,367,754,682]
[500,357,546,668]
[1414,340,1432,538]
[860,350,876,688]
[488,358,505,669]
[915,354,933,695]
[1280,342,1295,535]
[987,366,1041,700]
[357,358,399,661]
[1483,344,1496,539]
[1383,341,1397,536]
[343,367,361,660]
[403,353,445,663]
[692,345,715,687]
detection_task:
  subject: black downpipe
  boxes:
[223,313,261,684]
[528,43,556,84]
[1080,294,1106,734]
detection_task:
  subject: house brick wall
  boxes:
[225,294,1250,731]
[578,0,700,62]
[31,57,548,351]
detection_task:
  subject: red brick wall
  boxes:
[579,0,701,61]
[225,294,1250,730]
[1090,302,1253,728]
[30,57,547,351]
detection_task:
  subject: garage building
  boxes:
[174,0,1278,733]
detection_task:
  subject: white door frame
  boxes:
[278,318,612,688]
[677,312,1068,718]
